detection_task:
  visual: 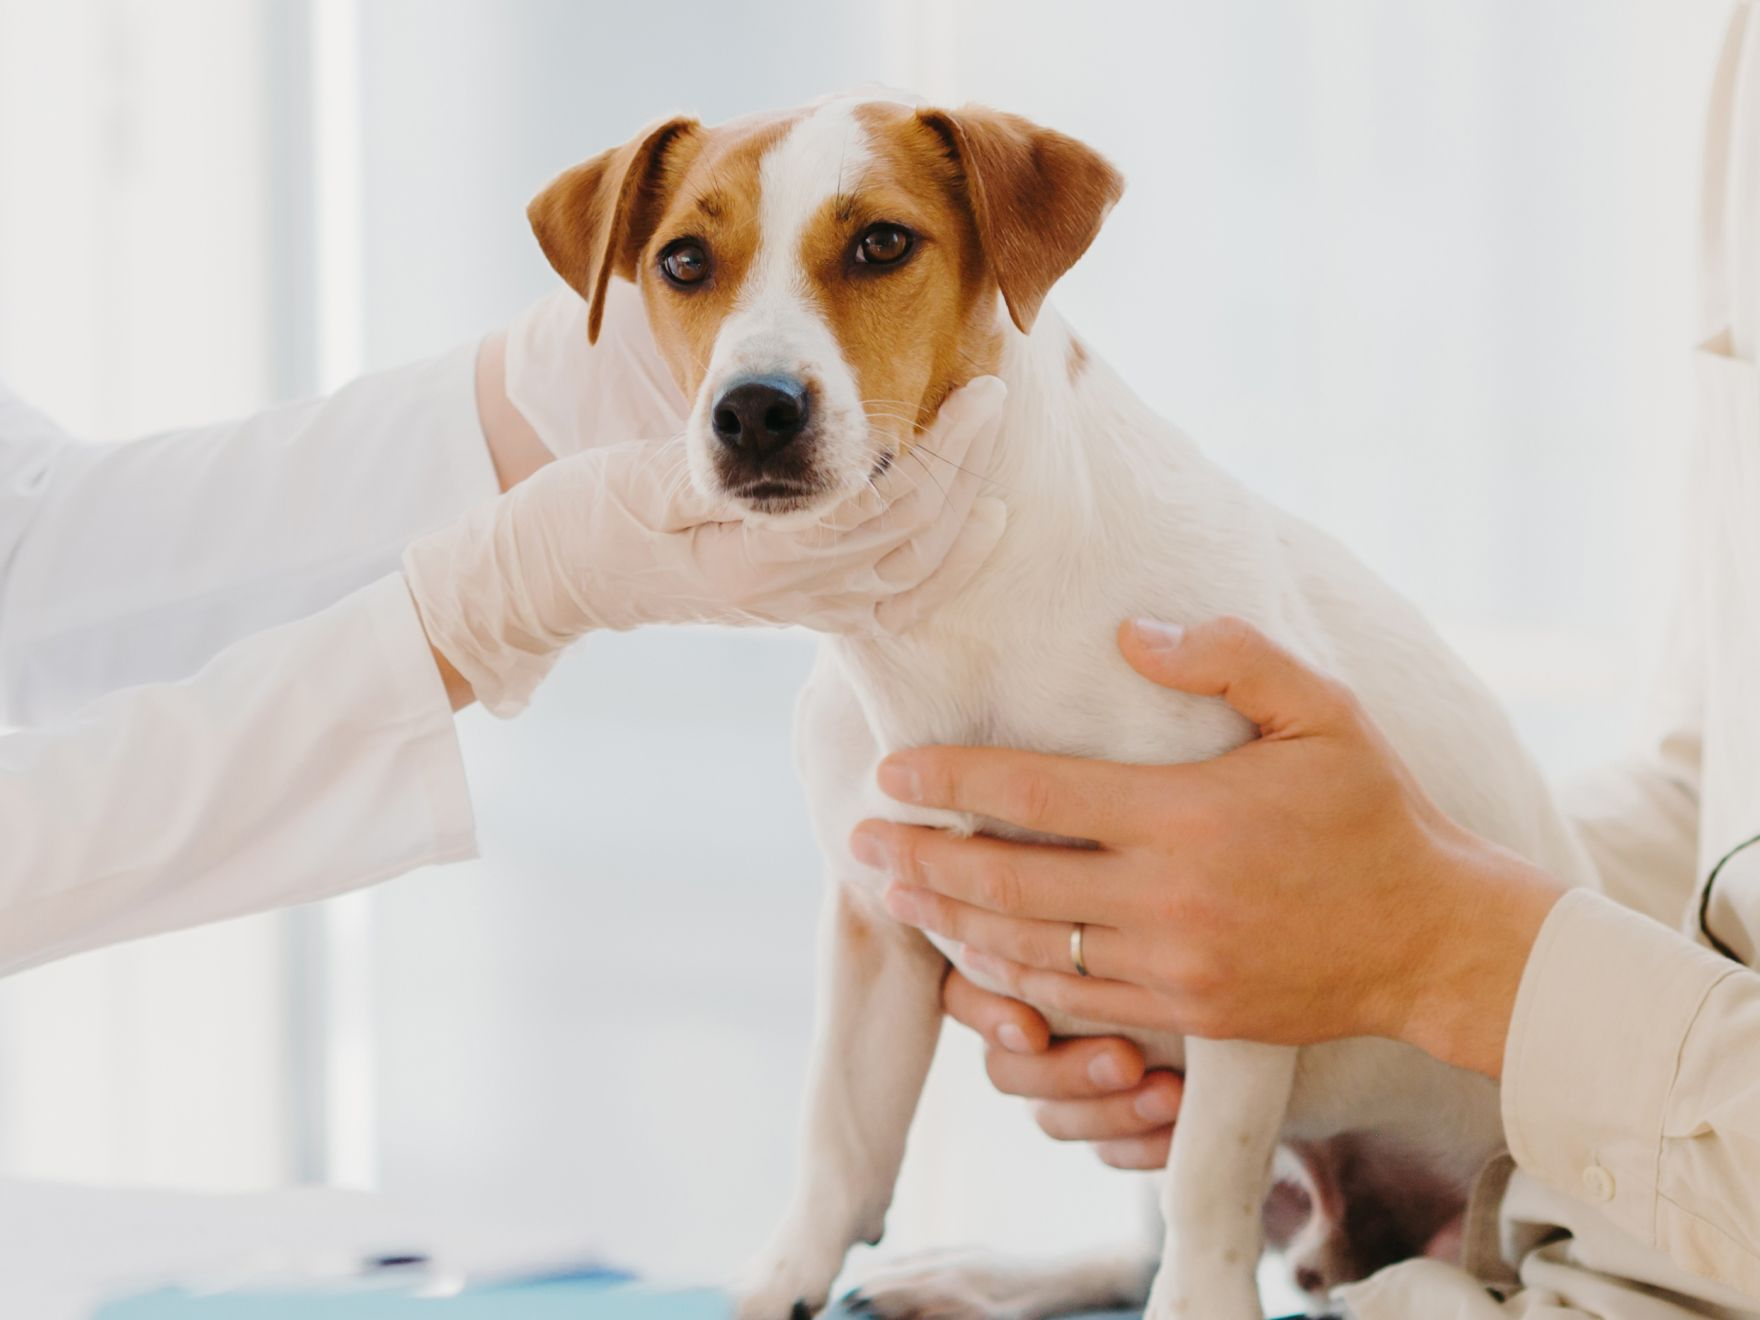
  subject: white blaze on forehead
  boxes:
[686,99,884,517]
[744,99,874,313]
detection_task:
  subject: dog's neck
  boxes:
[941,303,1208,598]
[829,303,1225,752]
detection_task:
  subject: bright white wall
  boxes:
[0,1,1736,1310]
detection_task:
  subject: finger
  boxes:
[1116,616,1354,738]
[875,744,1161,844]
[862,391,1006,579]
[942,967,1051,1054]
[873,376,1006,510]
[961,949,1181,1034]
[854,820,1115,926]
[871,496,1006,632]
[820,376,1006,535]
[1031,1070,1184,1142]
[1095,1131,1175,1171]
[983,1034,1147,1100]
[886,885,1135,983]
[854,377,1006,530]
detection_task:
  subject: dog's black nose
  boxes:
[711,376,809,458]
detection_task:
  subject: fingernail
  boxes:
[1134,1087,1178,1123]
[850,829,893,871]
[1088,1052,1128,1090]
[883,885,923,925]
[1130,619,1185,652]
[997,1023,1032,1054]
[877,760,924,803]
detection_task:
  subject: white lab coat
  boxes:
[0,345,498,978]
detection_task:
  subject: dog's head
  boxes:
[528,94,1122,521]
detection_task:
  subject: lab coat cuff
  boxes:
[365,574,478,864]
[1501,887,1734,1248]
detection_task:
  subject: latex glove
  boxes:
[404,377,1008,716]
[503,283,688,456]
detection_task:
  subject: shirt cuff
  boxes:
[1501,887,1738,1246]
[362,573,479,866]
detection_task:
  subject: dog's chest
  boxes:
[840,596,1244,780]
[802,574,1253,908]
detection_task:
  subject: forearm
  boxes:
[1389,839,1568,1079]
[475,330,552,492]
[0,575,475,978]
[0,345,498,725]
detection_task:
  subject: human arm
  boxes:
[872,617,1760,1294]
[860,616,1562,1075]
[0,283,675,726]
[0,574,476,977]
[0,373,1005,975]
[0,350,498,725]
[939,507,1711,1159]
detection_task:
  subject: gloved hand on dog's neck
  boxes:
[404,321,1007,715]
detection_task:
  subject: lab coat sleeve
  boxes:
[0,345,498,726]
[1501,887,1760,1299]
[0,573,475,978]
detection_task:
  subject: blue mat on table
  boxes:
[96,1277,725,1320]
[99,1287,1151,1320]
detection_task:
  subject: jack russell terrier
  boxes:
[527,92,1592,1320]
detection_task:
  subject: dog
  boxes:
[526,91,1593,1320]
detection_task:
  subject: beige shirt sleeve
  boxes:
[1501,888,1760,1299]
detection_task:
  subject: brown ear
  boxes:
[527,115,699,343]
[917,106,1123,334]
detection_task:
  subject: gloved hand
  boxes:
[404,377,1008,716]
[502,283,688,456]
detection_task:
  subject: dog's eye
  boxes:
[659,239,710,288]
[855,223,913,266]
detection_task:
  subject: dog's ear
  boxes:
[917,106,1123,334]
[527,115,700,343]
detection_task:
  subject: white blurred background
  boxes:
[0,0,1733,1307]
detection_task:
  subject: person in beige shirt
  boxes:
[838,6,1760,1318]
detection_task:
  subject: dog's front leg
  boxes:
[1147,1037,1299,1320]
[736,884,945,1320]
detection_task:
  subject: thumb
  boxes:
[1115,615,1350,735]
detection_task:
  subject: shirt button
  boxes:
[1582,1164,1616,1201]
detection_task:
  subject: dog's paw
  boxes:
[841,1252,1014,1320]
[734,1248,845,1320]
[842,1249,1141,1320]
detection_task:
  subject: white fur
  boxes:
[715,102,1595,1320]
[687,100,876,523]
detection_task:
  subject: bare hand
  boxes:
[859,617,1566,1078]
[941,967,1182,1169]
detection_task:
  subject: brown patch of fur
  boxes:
[914,105,1123,333]
[527,115,704,342]
[1269,1135,1469,1298]
[1067,335,1090,382]
[633,114,799,398]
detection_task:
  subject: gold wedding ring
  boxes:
[1070,922,1090,978]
